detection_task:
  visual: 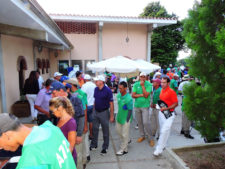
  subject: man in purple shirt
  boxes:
[35,79,53,125]
[90,75,114,155]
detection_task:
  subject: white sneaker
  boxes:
[153,150,161,157]
[135,124,138,129]
[116,149,128,156]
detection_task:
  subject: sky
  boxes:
[37,0,198,60]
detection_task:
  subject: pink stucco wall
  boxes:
[102,23,147,60]
[50,23,148,73]
[66,34,98,60]
[1,35,50,113]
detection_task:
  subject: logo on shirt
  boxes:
[56,140,70,168]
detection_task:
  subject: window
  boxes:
[58,60,69,75]
[71,60,83,71]
[85,60,95,76]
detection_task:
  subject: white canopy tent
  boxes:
[87,56,140,77]
[87,56,161,77]
[134,59,161,74]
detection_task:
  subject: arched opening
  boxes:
[17,56,27,96]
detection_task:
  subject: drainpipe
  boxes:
[0,35,7,113]
[98,22,104,61]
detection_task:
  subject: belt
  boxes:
[96,108,109,113]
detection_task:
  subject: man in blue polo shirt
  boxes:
[90,75,114,155]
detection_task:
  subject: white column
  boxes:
[98,22,104,61]
[0,35,7,113]
[147,24,157,62]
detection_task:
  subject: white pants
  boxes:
[116,121,130,152]
[76,134,87,169]
[26,94,38,119]
[84,132,90,157]
[155,111,175,153]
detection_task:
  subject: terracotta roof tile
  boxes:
[49,13,177,20]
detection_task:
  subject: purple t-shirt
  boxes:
[60,118,77,164]
[35,88,52,115]
[94,85,113,112]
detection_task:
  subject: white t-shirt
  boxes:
[38,76,44,90]
[178,81,190,94]
[81,81,96,106]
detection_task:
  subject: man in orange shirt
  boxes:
[153,77,178,156]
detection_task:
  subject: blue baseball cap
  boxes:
[60,75,69,82]
[49,81,66,93]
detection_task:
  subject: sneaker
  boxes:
[128,139,132,144]
[153,150,161,157]
[89,135,94,140]
[116,150,128,156]
[100,149,107,155]
[150,140,155,147]
[90,146,97,151]
[184,134,194,139]
[86,156,91,163]
[137,137,145,143]
[135,124,139,129]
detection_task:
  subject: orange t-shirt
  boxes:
[166,72,174,79]
[159,86,178,111]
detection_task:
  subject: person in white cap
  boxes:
[81,74,96,162]
[153,72,162,79]
[178,75,194,139]
[90,75,114,155]
[54,72,63,81]
[132,72,154,147]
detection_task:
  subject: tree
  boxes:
[183,0,225,142]
[140,2,185,66]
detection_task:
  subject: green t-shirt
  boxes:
[116,93,133,124]
[170,79,178,94]
[177,70,182,78]
[17,121,76,169]
[73,89,87,110]
[152,87,162,105]
[132,81,152,108]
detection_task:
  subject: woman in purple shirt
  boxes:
[49,96,77,165]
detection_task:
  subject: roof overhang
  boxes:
[50,14,177,27]
[0,0,73,50]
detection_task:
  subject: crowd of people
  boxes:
[0,65,195,169]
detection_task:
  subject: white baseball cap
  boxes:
[54,72,63,77]
[95,75,105,81]
[155,72,161,76]
[84,74,91,80]
[140,72,147,77]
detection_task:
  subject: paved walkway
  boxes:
[86,95,205,169]
[19,96,205,169]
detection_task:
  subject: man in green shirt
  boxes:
[150,79,162,141]
[170,74,179,95]
[116,81,133,156]
[0,113,76,169]
[132,72,153,147]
